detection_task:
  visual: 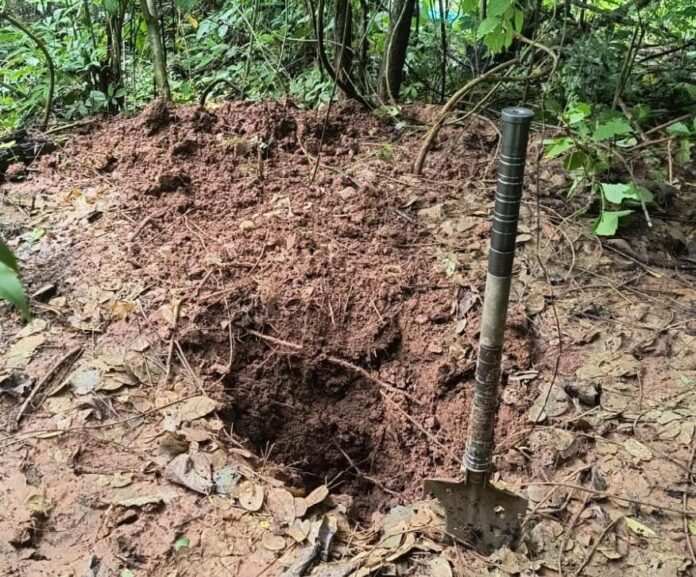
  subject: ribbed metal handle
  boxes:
[464,107,533,477]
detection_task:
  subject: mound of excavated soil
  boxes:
[41,99,535,516]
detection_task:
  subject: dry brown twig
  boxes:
[527,481,696,516]
[573,515,626,576]
[684,442,696,567]
[14,346,83,428]
[1,394,202,450]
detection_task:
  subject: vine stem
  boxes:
[412,58,518,175]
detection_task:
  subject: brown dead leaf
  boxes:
[623,438,653,462]
[287,519,311,543]
[237,481,264,511]
[106,300,136,320]
[267,488,296,526]
[262,532,286,551]
[164,453,213,494]
[6,333,46,370]
[304,484,329,508]
[176,395,221,422]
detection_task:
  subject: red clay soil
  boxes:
[35,99,536,516]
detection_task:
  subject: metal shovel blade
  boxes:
[424,477,527,553]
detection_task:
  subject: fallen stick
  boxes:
[15,346,82,428]
[527,481,696,516]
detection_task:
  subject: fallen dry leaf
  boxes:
[266,488,296,526]
[6,333,46,370]
[623,438,653,461]
[262,532,286,551]
[237,480,264,511]
[176,395,221,422]
[164,453,213,494]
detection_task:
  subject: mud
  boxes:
[33,99,536,516]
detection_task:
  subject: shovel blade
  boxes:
[424,478,527,553]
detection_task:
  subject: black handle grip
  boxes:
[489,108,534,277]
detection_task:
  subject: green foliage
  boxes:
[545,102,662,236]
[476,0,524,54]
[0,240,30,320]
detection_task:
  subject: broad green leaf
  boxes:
[513,8,524,32]
[665,122,691,136]
[564,103,592,125]
[680,374,693,386]
[0,239,19,272]
[0,262,30,320]
[593,210,633,236]
[477,16,501,38]
[629,184,653,204]
[488,0,512,18]
[601,183,632,204]
[544,137,573,159]
[564,150,587,171]
[689,520,696,535]
[592,118,632,142]
[625,517,656,537]
[601,183,653,205]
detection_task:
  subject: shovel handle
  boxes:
[464,107,533,478]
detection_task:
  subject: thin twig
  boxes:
[1,394,201,450]
[684,443,696,567]
[15,346,82,428]
[573,515,625,576]
[526,482,696,515]
[559,492,590,577]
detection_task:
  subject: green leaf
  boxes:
[120,571,135,577]
[601,183,653,205]
[629,185,653,204]
[592,118,632,142]
[0,239,19,272]
[593,210,633,236]
[675,139,693,165]
[174,537,190,550]
[625,517,656,537]
[564,103,592,125]
[665,122,691,136]
[689,520,696,535]
[513,8,524,32]
[488,0,511,18]
[680,374,693,386]
[601,183,632,204]
[0,262,30,320]
[544,137,573,159]
[564,150,587,171]
[477,16,501,38]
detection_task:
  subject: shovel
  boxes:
[425,107,534,554]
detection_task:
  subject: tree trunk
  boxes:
[139,0,171,100]
[380,0,416,103]
[105,7,125,111]
[334,0,353,89]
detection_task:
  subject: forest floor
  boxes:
[0,99,695,577]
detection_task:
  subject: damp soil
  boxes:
[31,99,537,518]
